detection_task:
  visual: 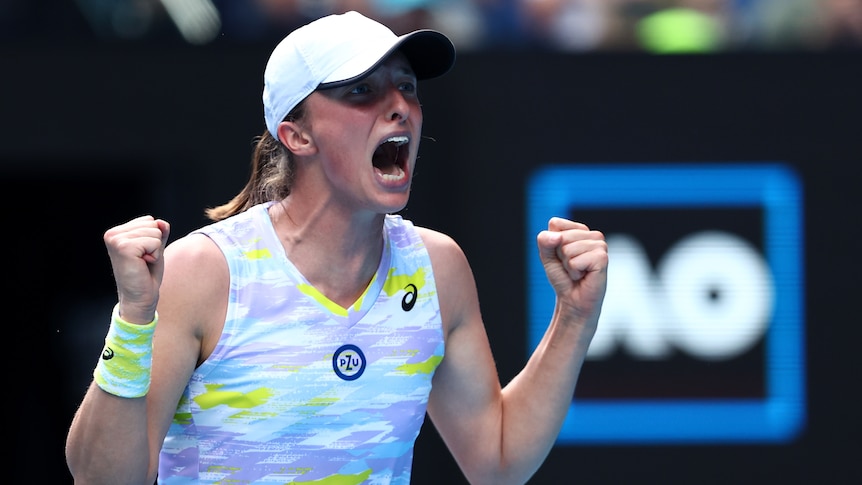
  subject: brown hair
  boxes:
[204,101,307,221]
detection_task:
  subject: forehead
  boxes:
[386,50,412,68]
[313,51,415,95]
[308,51,417,107]
[370,51,415,77]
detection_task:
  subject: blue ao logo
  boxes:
[333,344,366,381]
[526,163,804,444]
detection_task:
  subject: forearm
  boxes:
[66,382,152,485]
[498,306,594,481]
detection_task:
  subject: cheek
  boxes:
[317,127,368,180]
[315,117,367,155]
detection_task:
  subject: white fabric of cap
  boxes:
[263,11,441,138]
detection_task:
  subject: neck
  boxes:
[268,199,386,308]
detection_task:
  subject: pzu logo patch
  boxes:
[526,163,804,444]
[333,344,366,381]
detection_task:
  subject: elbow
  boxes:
[65,432,87,483]
[460,455,539,485]
[463,469,536,485]
[65,443,155,485]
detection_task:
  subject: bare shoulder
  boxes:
[156,232,229,364]
[160,232,229,323]
[163,232,227,279]
[416,226,464,258]
[415,226,469,273]
[415,226,479,333]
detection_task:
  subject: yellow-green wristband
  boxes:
[93,304,157,398]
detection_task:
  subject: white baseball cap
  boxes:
[263,11,456,137]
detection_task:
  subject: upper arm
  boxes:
[144,233,229,479]
[418,228,504,478]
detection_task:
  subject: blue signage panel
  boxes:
[526,163,804,443]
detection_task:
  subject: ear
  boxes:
[277,121,316,156]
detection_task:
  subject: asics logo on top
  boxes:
[401,284,417,311]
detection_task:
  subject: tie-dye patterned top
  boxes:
[158,202,444,484]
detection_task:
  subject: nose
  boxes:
[386,88,411,123]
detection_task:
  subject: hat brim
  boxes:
[318,29,455,90]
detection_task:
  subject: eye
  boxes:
[349,83,372,95]
[398,80,417,94]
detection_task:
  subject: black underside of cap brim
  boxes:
[318,29,456,90]
[399,30,457,80]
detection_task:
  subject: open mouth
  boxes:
[372,135,409,181]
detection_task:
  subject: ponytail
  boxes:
[205,102,306,221]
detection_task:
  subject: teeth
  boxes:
[379,166,405,181]
[385,136,408,146]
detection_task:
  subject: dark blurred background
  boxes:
[5,0,861,483]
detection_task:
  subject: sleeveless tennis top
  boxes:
[158,202,444,484]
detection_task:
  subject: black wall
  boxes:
[5,45,860,483]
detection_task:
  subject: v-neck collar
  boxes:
[256,202,392,326]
